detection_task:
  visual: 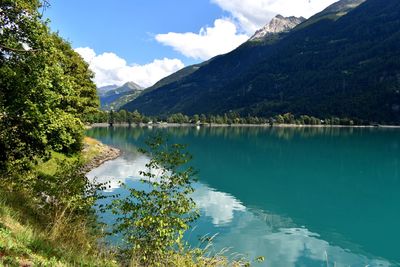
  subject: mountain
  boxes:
[97,84,119,96]
[318,0,367,15]
[122,0,400,124]
[98,82,143,110]
[297,0,366,29]
[144,62,206,94]
[250,15,306,41]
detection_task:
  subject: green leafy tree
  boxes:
[132,110,142,124]
[108,110,115,126]
[111,136,199,265]
[192,114,200,124]
[117,110,128,123]
[167,113,189,124]
[0,0,98,174]
[127,111,133,126]
[282,113,295,124]
[199,114,207,123]
[141,116,150,124]
[275,115,284,124]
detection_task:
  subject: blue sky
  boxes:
[46,0,224,65]
[45,0,338,88]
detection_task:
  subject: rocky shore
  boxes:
[81,137,121,173]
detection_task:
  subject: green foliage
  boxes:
[0,1,107,258]
[167,113,190,124]
[0,189,117,267]
[0,0,98,174]
[34,159,107,241]
[87,109,365,127]
[85,110,109,124]
[0,137,118,266]
[111,135,199,265]
[2,2,242,266]
[132,110,143,124]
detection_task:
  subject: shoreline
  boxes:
[88,122,400,129]
[82,137,121,173]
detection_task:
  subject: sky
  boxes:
[46,0,339,88]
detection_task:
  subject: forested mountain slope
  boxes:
[123,0,400,124]
[98,82,143,110]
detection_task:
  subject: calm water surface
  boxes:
[86,126,400,267]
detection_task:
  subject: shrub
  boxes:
[111,135,199,266]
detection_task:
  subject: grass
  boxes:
[1,137,243,267]
[35,137,103,176]
[35,151,78,176]
[0,138,118,267]
[81,137,106,162]
[0,192,234,267]
[0,194,118,267]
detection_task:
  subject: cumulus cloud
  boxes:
[86,155,148,192]
[87,154,391,266]
[155,18,248,61]
[155,1,339,60]
[211,0,339,34]
[192,185,246,225]
[74,47,185,88]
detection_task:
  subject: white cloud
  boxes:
[155,18,249,61]
[155,1,339,60]
[74,47,96,62]
[192,185,246,225]
[87,154,392,266]
[211,0,339,34]
[86,155,148,192]
[75,47,185,88]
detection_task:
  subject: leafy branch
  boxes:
[110,135,199,266]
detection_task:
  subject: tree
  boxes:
[0,0,98,173]
[132,110,142,124]
[199,114,207,123]
[127,111,133,126]
[192,114,200,124]
[117,110,128,123]
[108,110,115,126]
[167,113,189,124]
[111,136,199,265]
[282,113,295,124]
[275,115,284,124]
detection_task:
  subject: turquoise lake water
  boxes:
[86,126,400,267]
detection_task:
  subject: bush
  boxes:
[110,135,199,266]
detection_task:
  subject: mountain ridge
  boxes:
[249,15,306,41]
[122,0,400,124]
[98,82,144,110]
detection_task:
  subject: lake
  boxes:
[86,126,400,267]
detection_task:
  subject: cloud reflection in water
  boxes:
[86,156,393,267]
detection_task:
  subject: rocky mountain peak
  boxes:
[250,15,306,41]
[123,81,143,91]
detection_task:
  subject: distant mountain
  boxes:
[122,0,400,124]
[98,82,143,110]
[144,63,206,94]
[250,15,305,41]
[97,84,119,96]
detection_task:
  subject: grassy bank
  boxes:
[0,138,237,267]
[35,137,120,176]
[0,137,119,267]
[0,192,117,267]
